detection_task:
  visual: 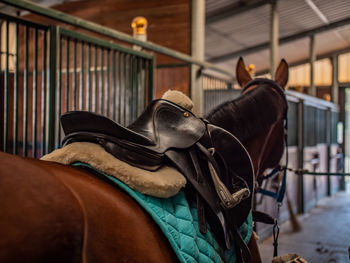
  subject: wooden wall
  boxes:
[25,0,192,97]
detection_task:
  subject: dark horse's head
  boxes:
[206,57,289,179]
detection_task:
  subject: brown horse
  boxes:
[0,58,289,263]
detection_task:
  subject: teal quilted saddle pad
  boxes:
[73,163,253,263]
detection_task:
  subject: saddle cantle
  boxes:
[61,99,254,259]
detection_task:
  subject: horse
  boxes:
[0,57,289,263]
[206,58,289,262]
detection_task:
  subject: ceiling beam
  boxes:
[255,45,350,75]
[208,16,350,63]
[206,0,273,25]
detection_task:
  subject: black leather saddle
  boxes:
[61,99,254,260]
[62,100,206,171]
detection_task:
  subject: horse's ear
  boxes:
[236,57,252,87]
[274,59,289,89]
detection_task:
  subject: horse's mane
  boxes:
[206,84,285,142]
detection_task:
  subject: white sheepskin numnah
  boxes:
[41,142,186,198]
[162,90,194,111]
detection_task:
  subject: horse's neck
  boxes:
[206,86,286,177]
[242,123,278,177]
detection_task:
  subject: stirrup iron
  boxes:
[198,144,250,209]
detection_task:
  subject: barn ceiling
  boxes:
[2,0,350,75]
[205,0,350,74]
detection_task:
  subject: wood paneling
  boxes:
[155,67,190,98]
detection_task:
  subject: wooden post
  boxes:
[191,0,205,116]
[331,54,339,104]
[270,0,279,77]
[310,35,316,96]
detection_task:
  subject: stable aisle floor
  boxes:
[259,191,350,263]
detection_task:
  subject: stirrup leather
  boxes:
[196,143,250,209]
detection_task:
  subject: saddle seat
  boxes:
[62,100,206,171]
[61,99,254,259]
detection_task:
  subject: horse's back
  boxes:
[0,152,178,263]
[0,152,84,263]
[43,159,178,263]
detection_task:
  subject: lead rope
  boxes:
[273,218,280,257]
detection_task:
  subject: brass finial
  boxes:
[131,16,148,36]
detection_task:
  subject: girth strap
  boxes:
[231,226,252,263]
[189,147,207,234]
[165,148,232,249]
[166,143,252,258]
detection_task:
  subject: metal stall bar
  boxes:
[87,43,91,111]
[101,48,105,115]
[134,55,139,118]
[65,37,70,112]
[23,25,29,156]
[3,20,9,152]
[41,30,47,155]
[73,39,77,110]
[129,55,134,121]
[112,50,116,120]
[137,57,142,115]
[134,56,138,119]
[93,44,97,112]
[32,28,38,158]
[57,35,62,144]
[47,25,57,153]
[118,52,123,122]
[123,54,127,125]
[142,58,147,113]
[99,47,103,114]
[106,49,110,117]
[80,41,84,110]
[13,22,19,154]
[118,52,123,121]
